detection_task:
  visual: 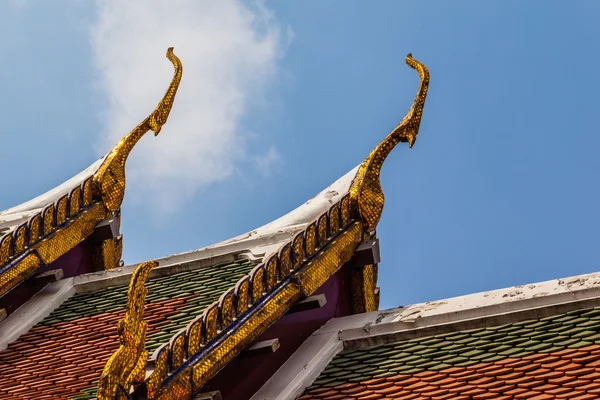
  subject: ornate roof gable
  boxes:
[121,54,430,399]
[0,52,429,400]
[0,48,182,299]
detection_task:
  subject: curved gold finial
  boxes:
[93,47,183,212]
[97,261,157,399]
[349,54,429,235]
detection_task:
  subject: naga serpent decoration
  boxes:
[349,53,429,237]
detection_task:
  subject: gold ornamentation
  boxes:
[265,256,278,291]
[234,277,250,316]
[328,204,340,236]
[147,344,170,399]
[93,238,119,270]
[69,186,81,216]
[350,263,378,313]
[349,54,429,235]
[159,369,192,400]
[304,222,317,257]
[294,222,363,295]
[341,195,351,227]
[292,232,304,268]
[0,48,183,299]
[170,330,186,370]
[56,194,68,226]
[250,264,265,303]
[317,213,328,249]
[83,177,93,207]
[35,203,106,261]
[186,316,203,358]
[279,244,292,277]
[13,225,27,254]
[0,203,107,297]
[142,193,362,399]
[150,220,363,399]
[97,260,157,399]
[189,283,302,393]
[203,303,219,342]
[42,204,55,235]
[0,236,10,265]
[219,289,235,327]
[93,47,182,212]
[28,214,41,243]
[0,253,42,297]
[138,57,429,399]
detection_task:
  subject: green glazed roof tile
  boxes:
[570,340,594,348]
[306,306,600,390]
[581,309,600,318]
[34,258,257,355]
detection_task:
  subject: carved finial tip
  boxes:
[406,53,413,59]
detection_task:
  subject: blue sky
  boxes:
[1,1,599,310]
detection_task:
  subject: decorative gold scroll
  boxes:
[349,54,429,236]
[93,47,183,212]
[97,260,157,399]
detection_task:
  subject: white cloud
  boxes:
[91,0,288,212]
[255,145,283,177]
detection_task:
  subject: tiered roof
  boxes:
[0,48,430,400]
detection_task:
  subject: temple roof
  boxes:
[0,258,255,399]
[0,160,363,399]
[254,272,600,400]
[0,48,182,300]
[300,309,600,400]
[0,51,430,399]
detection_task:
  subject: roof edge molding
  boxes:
[0,48,182,299]
[349,54,429,236]
[98,261,157,399]
[93,47,183,212]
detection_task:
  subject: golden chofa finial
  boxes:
[349,53,429,236]
[93,47,183,212]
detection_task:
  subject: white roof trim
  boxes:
[153,165,360,266]
[251,330,342,400]
[0,157,105,234]
[0,278,75,351]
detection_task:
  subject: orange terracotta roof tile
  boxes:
[556,390,585,398]
[530,393,554,400]
[572,394,600,400]
[0,259,257,399]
